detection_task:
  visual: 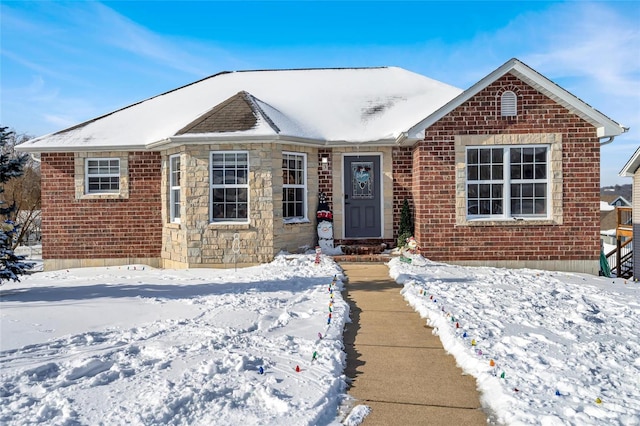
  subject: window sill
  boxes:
[208,222,250,229]
[78,192,126,200]
[165,222,181,229]
[283,218,311,225]
[463,217,556,226]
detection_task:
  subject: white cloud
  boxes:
[521,3,640,97]
[56,2,244,79]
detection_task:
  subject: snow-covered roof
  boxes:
[600,201,615,212]
[406,58,628,141]
[620,146,640,177]
[16,67,463,152]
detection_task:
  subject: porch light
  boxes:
[321,156,329,171]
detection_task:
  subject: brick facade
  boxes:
[392,146,414,244]
[40,152,162,269]
[410,73,601,273]
[318,148,333,204]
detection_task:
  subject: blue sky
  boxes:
[1,1,638,186]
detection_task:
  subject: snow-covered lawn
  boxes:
[390,256,640,425]
[2,253,639,425]
[0,255,350,425]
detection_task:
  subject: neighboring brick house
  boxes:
[620,147,639,279]
[17,58,627,274]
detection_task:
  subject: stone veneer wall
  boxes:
[413,72,601,274]
[160,147,188,268]
[161,143,319,268]
[274,145,319,253]
[40,152,162,270]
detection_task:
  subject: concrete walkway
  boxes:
[340,263,487,425]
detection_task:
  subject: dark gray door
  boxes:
[344,155,381,238]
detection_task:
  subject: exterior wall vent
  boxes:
[501,90,517,117]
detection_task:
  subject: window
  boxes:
[169,155,181,223]
[86,158,120,193]
[210,151,249,222]
[282,152,307,220]
[501,91,517,117]
[467,146,548,219]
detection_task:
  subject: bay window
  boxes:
[210,151,249,222]
[282,152,307,220]
[169,155,181,223]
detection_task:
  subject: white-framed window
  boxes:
[169,154,181,223]
[501,91,517,117]
[86,158,120,194]
[466,145,548,219]
[210,151,249,223]
[282,152,307,220]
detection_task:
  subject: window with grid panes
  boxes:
[86,158,120,193]
[210,152,249,222]
[466,146,548,219]
[282,152,307,219]
[169,155,181,223]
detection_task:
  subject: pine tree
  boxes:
[397,198,414,248]
[0,126,33,283]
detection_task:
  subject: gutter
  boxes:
[599,125,629,146]
[150,134,400,150]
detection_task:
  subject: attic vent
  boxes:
[501,91,517,117]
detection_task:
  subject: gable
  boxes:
[620,146,640,177]
[406,58,627,142]
[177,92,261,134]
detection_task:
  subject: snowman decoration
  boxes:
[316,192,334,251]
[406,236,418,253]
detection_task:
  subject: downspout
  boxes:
[599,136,616,146]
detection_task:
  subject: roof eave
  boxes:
[619,146,640,177]
[154,134,399,149]
[14,143,148,154]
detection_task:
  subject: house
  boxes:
[605,195,632,208]
[600,193,631,245]
[619,147,639,279]
[16,58,628,274]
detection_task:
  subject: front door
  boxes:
[344,155,382,238]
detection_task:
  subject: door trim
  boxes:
[341,152,384,239]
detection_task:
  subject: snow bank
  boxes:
[0,255,350,425]
[390,255,640,425]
